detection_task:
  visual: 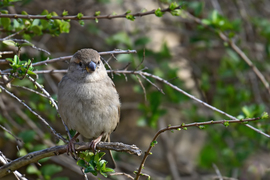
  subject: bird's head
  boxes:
[68,49,107,82]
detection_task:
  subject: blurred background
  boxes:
[1,0,270,179]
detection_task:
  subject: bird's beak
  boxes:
[86,61,96,72]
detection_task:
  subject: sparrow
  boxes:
[58,48,120,167]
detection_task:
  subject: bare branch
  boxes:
[0,142,141,178]
[0,85,66,142]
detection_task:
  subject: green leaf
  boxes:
[95,18,98,23]
[104,167,114,173]
[31,25,42,35]
[77,159,86,167]
[223,121,230,127]
[169,2,178,10]
[85,165,97,175]
[1,18,11,29]
[79,20,85,26]
[3,40,16,46]
[199,125,205,129]
[261,112,269,119]
[126,14,135,21]
[170,9,182,16]
[126,10,131,14]
[40,164,62,176]
[150,140,158,147]
[95,11,101,16]
[155,8,164,17]
[62,10,68,16]
[46,13,52,19]
[77,13,83,19]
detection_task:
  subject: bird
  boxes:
[58,48,120,167]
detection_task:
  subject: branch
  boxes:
[135,116,263,180]
[183,11,270,95]
[0,142,141,178]
[0,85,67,142]
[0,6,180,21]
[31,69,270,138]
[1,49,137,74]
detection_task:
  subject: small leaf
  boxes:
[31,25,42,35]
[62,10,68,16]
[104,167,114,173]
[223,121,229,127]
[77,159,86,167]
[46,13,52,19]
[261,112,269,119]
[155,8,164,17]
[170,9,182,16]
[126,14,135,21]
[3,40,16,46]
[79,20,85,26]
[95,18,98,23]
[169,2,178,10]
[95,11,101,16]
[1,18,11,29]
[183,127,187,130]
[150,140,158,147]
[126,10,131,14]
[77,13,83,19]
[199,125,205,129]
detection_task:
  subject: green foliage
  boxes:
[150,140,158,147]
[126,14,135,21]
[77,12,83,19]
[155,8,164,17]
[5,54,36,77]
[77,151,114,177]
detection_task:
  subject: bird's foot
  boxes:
[89,134,103,152]
[66,132,80,160]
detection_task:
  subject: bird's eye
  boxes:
[79,62,82,66]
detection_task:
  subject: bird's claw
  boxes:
[66,139,78,160]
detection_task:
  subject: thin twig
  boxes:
[26,76,70,141]
[2,29,25,41]
[0,85,66,142]
[134,116,263,180]
[0,124,22,144]
[0,39,50,55]
[0,6,181,21]
[135,75,147,102]
[110,172,134,179]
[1,50,137,75]
[213,163,223,180]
